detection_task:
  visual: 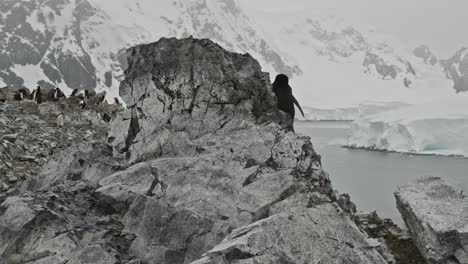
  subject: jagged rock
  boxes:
[108,37,289,163]
[1,37,391,264]
[395,176,468,264]
[96,37,386,263]
[191,204,387,264]
[442,48,468,92]
[1,134,18,143]
[16,155,36,162]
[413,45,438,65]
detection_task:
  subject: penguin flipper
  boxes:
[293,96,305,117]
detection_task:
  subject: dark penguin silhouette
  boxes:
[31,86,42,104]
[96,94,105,105]
[18,89,29,99]
[114,97,120,105]
[71,89,79,97]
[48,87,64,101]
[54,87,65,100]
[14,91,22,101]
[272,74,304,120]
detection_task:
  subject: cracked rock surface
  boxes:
[1,37,390,264]
[395,176,468,264]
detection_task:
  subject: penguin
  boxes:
[114,97,120,105]
[13,91,22,101]
[48,89,56,101]
[32,86,42,104]
[272,74,304,120]
[79,100,86,109]
[18,89,29,100]
[54,87,65,100]
[84,90,89,100]
[56,113,64,128]
[96,94,105,105]
[71,89,79,97]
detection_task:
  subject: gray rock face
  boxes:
[108,37,288,163]
[100,37,387,263]
[192,204,387,264]
[0,37,389,264]
[363,51,416,81]
[413,45,438,65]
[442,48,468,93]
[395,176,468,264]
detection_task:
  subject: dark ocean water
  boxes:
[296,121,468,225]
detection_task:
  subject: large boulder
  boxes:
[395,177,468,264]
[96,37,388,263]
[107,37,289,164]
[192,204,387,264]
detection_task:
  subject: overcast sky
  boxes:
[239,0,467,58]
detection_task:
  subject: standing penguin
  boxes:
[71,89,79,97]
[18,89,29,100]
[32,86,42,104]
[272,74,304,120]
[79,100,86,109]
[14,91,22,101]
[49,87,64,101]
[56,113,64,128]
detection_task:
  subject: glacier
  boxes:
[346,95,468,157]
[299,101,409,121]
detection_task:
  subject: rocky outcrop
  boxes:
[0,37,390,264]
[102,37,387,263]
[395,177,468,264]
[107,37,289,163]
[363,51,416,86]
[442,48,468,93]
[413,45,438,65]
[193,203,387,264]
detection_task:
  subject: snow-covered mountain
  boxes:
[442,47,468,93]
[0,0,297,99]
[0,0,464,106]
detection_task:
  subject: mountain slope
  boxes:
[0,0,462,107]
[0,0,296,99]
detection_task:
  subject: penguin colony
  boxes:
[8,85,122,125]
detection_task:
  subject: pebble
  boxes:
[2,134,18,143]
[17,155,36,162]
[7,176,18,183]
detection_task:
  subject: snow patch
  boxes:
[346,95,468,157]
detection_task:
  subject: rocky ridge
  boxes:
[442,48,468,93]
[0,37,424,264]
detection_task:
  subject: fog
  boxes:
[238,0,468,58]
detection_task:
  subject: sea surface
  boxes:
[296,121,468,226]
